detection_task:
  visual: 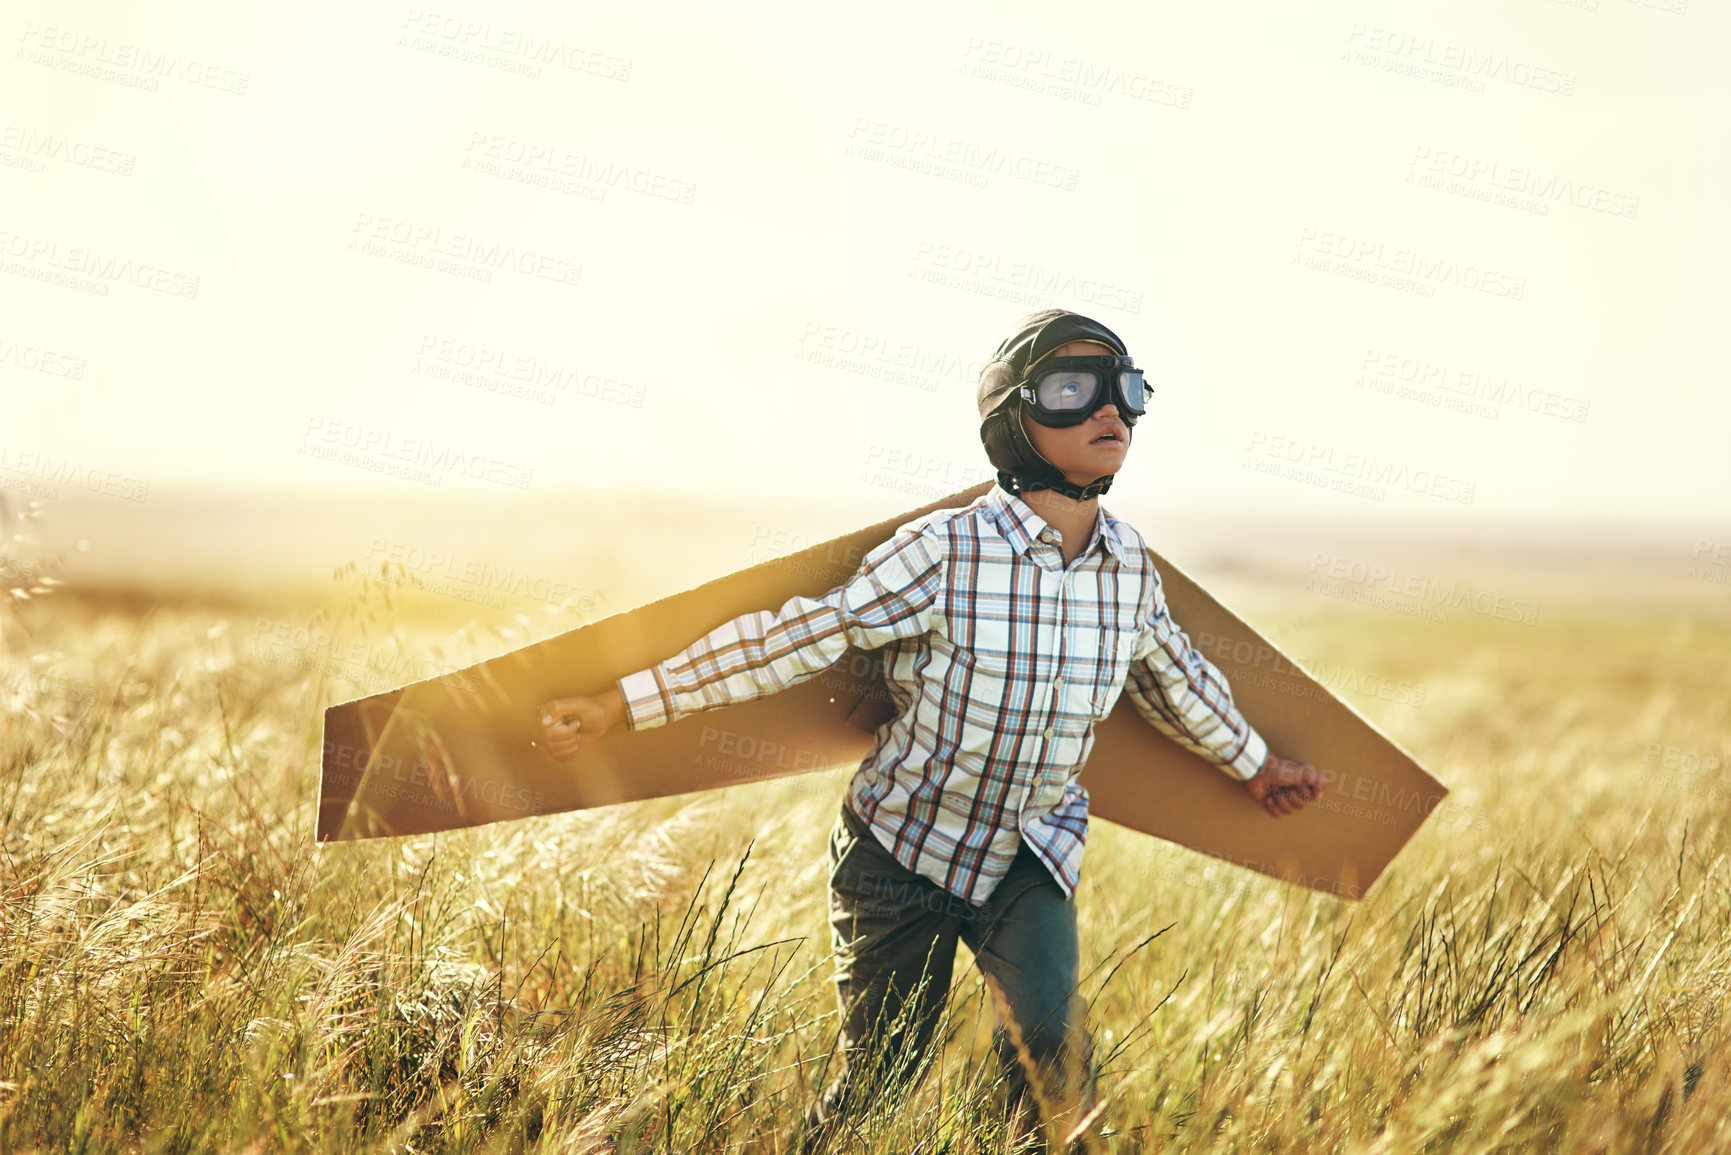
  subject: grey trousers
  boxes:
[803,802,1097,1149]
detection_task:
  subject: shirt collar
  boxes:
[984,484,1128,564]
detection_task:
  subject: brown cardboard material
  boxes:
[317,483,1446,899]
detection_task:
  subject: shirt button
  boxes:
[1043,725,1055,739]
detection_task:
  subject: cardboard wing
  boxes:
[317,482,1446,899]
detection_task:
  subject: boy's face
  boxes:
[1019,339,1132,486]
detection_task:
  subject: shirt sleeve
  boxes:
[616,526,946,731]
[1121,569,1269,781]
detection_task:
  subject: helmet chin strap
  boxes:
[997,471,1113,501]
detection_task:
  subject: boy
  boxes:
[538,309,1324,1151]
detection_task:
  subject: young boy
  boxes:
[538,308,1324,1151]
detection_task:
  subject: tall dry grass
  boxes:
[3,523,1730,1152]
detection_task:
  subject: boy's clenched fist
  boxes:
[537,689,626,762]
[1245,751,1325,818]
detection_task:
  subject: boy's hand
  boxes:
[1245,751,1324,818]
[537,689,626,762]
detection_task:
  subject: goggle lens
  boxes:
[1036,371,1100,411]
[1119,369,1148,415]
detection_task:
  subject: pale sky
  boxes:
[4,0,1727,539]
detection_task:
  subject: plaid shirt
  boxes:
[618,485,1268,906]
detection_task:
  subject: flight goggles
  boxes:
[1017,355,1152,427]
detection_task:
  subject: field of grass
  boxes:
[3,563,1730,1153]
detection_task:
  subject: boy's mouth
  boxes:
[1090,427,1127,445]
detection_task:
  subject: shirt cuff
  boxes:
[618,666,675,731]
[1223,725,1269,782]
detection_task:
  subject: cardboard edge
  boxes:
[1149,545,1447,795]
[324,753,860,843]
[315,705,330,843]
